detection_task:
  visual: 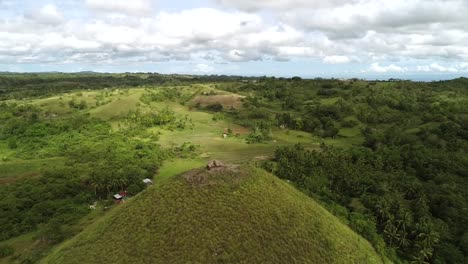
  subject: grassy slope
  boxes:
[42,167,383,264]
[89,90,144,120]
[0,232,37,264]
[0,157,65,185]
[155,158,206,186]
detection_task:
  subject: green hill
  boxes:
[41,165,383,264]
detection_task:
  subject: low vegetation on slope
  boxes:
[42,165,383,264]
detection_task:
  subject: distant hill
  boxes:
[42,165,383,264]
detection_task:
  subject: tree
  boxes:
[36,218,65,244]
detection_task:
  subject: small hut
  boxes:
[113,191,128,204]
[113,194,123,203]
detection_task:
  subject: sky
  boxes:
[0,0,468,80]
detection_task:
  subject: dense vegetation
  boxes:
[42,166,383,264]
[221,77,468,263]
[0,72,249,100]
[0,94,167,262]
[0,73,467,263]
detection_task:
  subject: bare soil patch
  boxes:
[193,95,245,109]
[182,162,246,187]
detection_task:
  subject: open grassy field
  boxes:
[89,89,145,120]
[0,84,350,185]
[0,82,368,187]
[0,157,65,185]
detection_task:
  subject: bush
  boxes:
[128,183,144,195]
[212,113,224,121]
[7,137,18,149]
[36,219,66,244]
[206,103,223,112]
[246,127,272,144]
[0,244,14,258]
[246,130,264,144]
[341,119,359,128]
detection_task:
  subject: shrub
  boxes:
[0,245,14,258]
[128,183,144,195]
[206,103,223,112]
[7,138,18,149]
[212,113,224,121]
[341,119,359,128]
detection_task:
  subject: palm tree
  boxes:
[384,220,400,248]
[89,174,106,198]
[396,212,412,248]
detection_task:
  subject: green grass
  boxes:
[89,89,144,120]
[339,127,362,138]
[145,99,282,162]
[0,232,37,264]
[42,166,383,264]
[323,137,364,148]
[0,141,15,158]
[0,157,65,185]
[272,129,319,144]
[146,97,323,162]
[32,96,73,115]
[156,158,206,186]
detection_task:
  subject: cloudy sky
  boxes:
[1,0,467,80]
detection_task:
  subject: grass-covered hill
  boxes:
[41,165,383,264]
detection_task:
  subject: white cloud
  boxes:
[216,0,467,33]
[369,63,406,73]
[25,4,64,25]
[85,0,153,16]
[194,63,215,73]
[458,62,468,70]
[215,0,350,12]
[1,2,468,75]
[323,55,350,64]
[152,8,262,40]
[417,63,458,72]
[0,8,300,64]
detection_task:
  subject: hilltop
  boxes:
[41,164,383,264]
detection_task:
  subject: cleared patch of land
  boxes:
[193,94,245,109]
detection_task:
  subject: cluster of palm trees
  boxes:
[88,171,130,198]
[377,200,439,264]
